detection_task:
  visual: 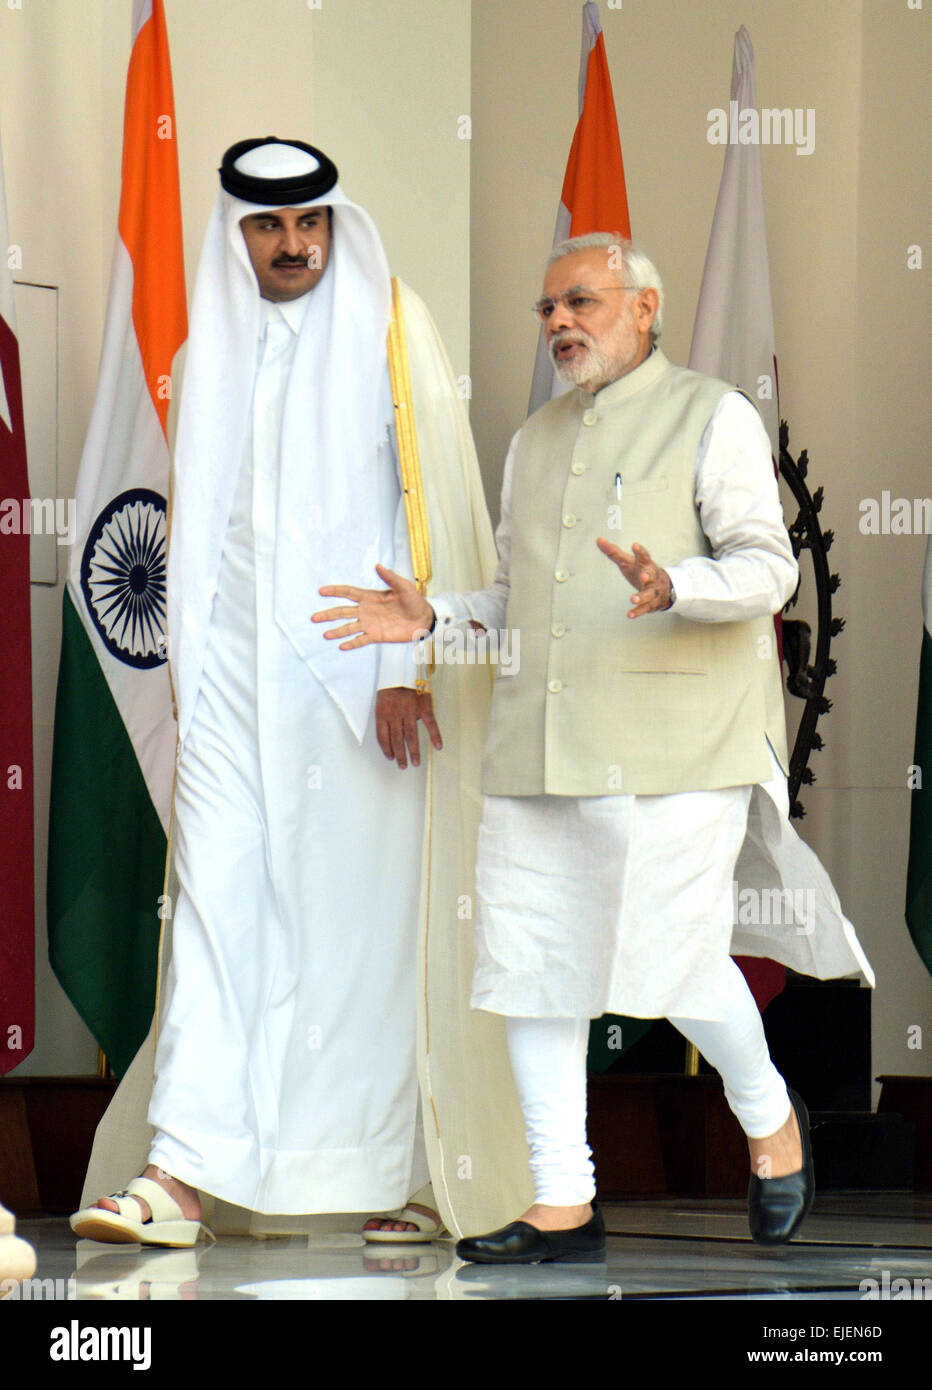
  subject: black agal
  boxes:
[219,138,338,204]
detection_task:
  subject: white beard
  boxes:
[549,316,640,391]
[550,334,614,387]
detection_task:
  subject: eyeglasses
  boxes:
[533,285,639,321]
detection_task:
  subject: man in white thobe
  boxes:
[73,138,453,1242]
[313,234,874,1262]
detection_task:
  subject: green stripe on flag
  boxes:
[906,625,932,976]
[588,1015,655,1072]
[47,590,167,1076]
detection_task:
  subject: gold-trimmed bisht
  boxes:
[387,276,433,693]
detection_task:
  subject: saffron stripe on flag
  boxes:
[529,0,631,415]
[530,5,644,1064]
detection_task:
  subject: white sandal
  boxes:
[70,1177,214,1249]
[363,1183,446,1244]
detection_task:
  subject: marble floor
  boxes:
[8,1192,931,1302]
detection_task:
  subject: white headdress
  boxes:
[169,139,393,742]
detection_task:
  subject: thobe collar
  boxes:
[258,291,313,339]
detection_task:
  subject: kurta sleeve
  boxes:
[665,392,799,622]
[428,430,518,635]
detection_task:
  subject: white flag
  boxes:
[689,26,779,459]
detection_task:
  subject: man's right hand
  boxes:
[311,564,434,649]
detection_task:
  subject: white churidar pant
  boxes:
[476,739,796,1206]
[148,305,428,1214]
[485,751,794,1206]
[505,1017,595,1206]
[507,964,791,1207]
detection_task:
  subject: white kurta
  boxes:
[148,296,428,1213]
[430,389,873,1019]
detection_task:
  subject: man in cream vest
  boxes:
[313,234,873,1262]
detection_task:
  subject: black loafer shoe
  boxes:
[455,1202,605,1265]
[748,1087,815,1246]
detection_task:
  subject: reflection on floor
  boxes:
[11,1194,932,1301]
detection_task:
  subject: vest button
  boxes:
[583,410,598,426]
[551,622,566,638]
[554,569,569,583]
[547,679,563,693]
[571,462,585,475]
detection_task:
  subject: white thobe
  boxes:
[429,389,871,1019]
[148,295,428,1213]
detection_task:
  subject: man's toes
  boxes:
[95,1196,151,1222]
[363,1216,423,1234]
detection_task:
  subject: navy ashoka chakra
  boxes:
[80,488,168,670]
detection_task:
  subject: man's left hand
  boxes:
[375,687,442,769]
[597,538,673,618]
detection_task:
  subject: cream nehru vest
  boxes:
[480,349,790,797]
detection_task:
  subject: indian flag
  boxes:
[47,0,186,1076]
[528,0,631,414]
[906,537,932,976]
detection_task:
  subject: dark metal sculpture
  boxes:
[778,420,844,818]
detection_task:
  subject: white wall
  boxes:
[844,0,932,1091]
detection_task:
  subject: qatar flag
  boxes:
[0,128,34,1075]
